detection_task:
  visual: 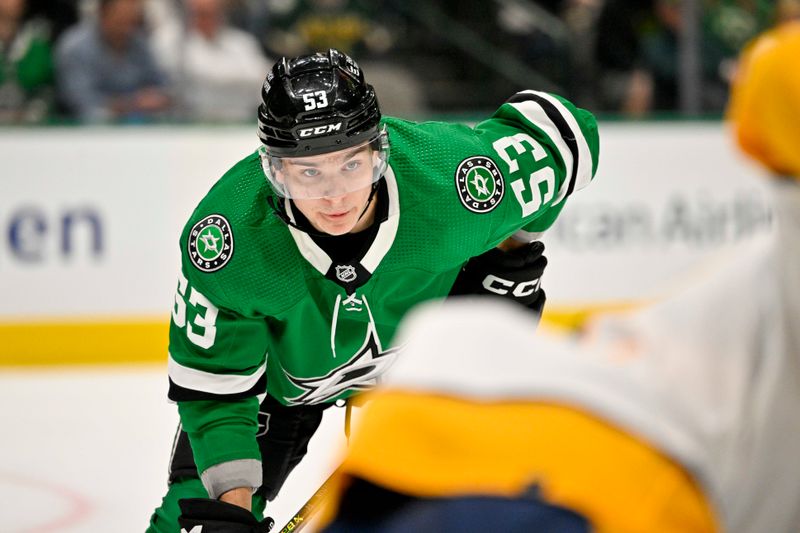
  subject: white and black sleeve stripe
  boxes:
[506,90,593,204]
[168,353,267,401]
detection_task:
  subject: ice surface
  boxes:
[0,366,346,532]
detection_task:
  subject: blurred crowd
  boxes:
[1,0,798,124]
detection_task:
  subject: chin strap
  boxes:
[356,181,380,223]
[267,181,381,236]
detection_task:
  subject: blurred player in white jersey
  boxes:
[316,19,800,533]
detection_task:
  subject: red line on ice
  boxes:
[0,470,92,532]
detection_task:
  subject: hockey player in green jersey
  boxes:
[147,48,599,532]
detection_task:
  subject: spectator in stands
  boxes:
[262,0,393,59]
[699,0,772,109]
[225,0,272,40]
[152,0,269,122]
[142,0,182,36]
[256,0,426,117]
[55,0,170,123]
[593,0,659,117]
[26,0,78,42]
[595,0,772,116]
[776,0,800,22]
[494,0,572,92]
[0,0,55,123]
[561,0,607,110]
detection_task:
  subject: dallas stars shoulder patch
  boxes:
[188,214,234,272]
[455,155,505,213]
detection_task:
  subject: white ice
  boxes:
[0,365,346,532]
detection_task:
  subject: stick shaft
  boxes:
[277,471,337,533]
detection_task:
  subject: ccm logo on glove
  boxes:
[449,241,547,316]
[482,275,541,297]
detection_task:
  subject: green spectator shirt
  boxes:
[168,91,599,475]
[0,20,53,114]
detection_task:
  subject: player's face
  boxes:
[292,182,376,235]
[286,146,377,235]
[279,145,375,200]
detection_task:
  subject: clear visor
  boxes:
[259,129,389,200]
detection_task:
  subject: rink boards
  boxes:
[1,123,774,364]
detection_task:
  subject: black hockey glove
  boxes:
[178,498,274,533]
[450,241,547,317]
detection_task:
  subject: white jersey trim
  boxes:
[509,98,573,206]
[285,201,333,275]
[527,90,593,194]
[510,91,593,204]
[511,229,545,243]
[168,352,266,395]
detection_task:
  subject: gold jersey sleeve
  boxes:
[728,21,800,178]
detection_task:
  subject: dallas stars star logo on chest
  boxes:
[284,327,400,405]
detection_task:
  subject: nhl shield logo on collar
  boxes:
[188,214,234,273]
[455,156,505,213]
[335,264,358,283]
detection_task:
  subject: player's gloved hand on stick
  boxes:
[178,498,274,533]
[450,240,547,317]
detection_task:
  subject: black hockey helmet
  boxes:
[257,49,389,199]
[257,48,383,157]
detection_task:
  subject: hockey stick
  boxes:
[275,397,357,531]
[275,470,338,533]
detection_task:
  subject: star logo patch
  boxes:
[455,156,504,213]
[188,214,234,273]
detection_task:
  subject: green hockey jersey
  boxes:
[167,90,599,476]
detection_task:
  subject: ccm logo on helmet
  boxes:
[482,275,541,297]
[298,123,343,138]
